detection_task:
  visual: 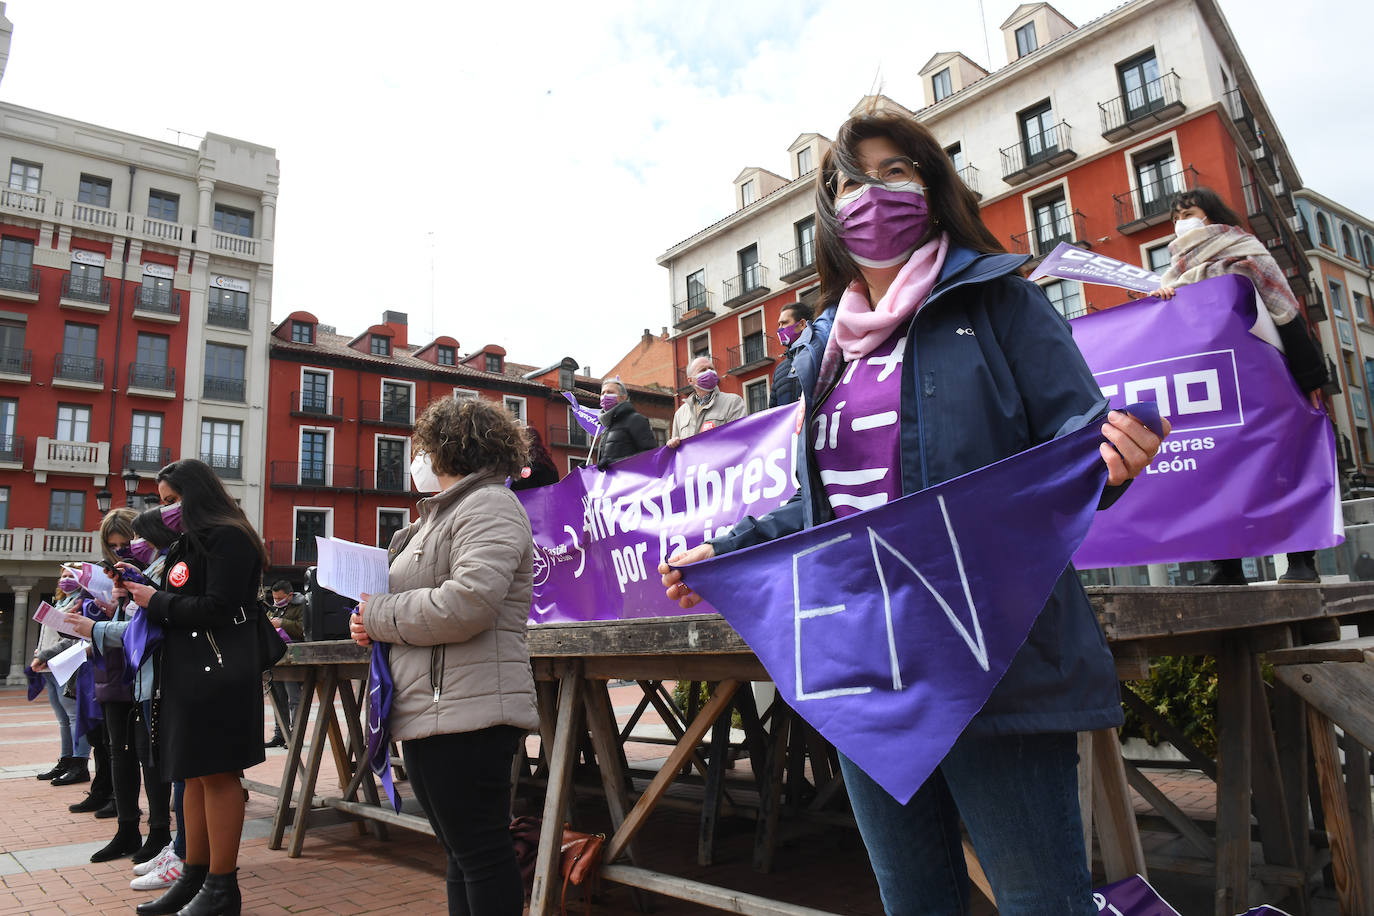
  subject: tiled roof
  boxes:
[270,330,543,391]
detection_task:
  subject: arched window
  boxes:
[1363,235,1374,267]
[1342,224,1357,259]
[1317,212,1333,248]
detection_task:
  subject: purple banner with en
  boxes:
[1073,275,1341,567]
[1030,241,1165,293]
[516,403,802,623]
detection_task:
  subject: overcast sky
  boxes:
[3,0,1370,373]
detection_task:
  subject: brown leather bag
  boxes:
[509,816,605,915]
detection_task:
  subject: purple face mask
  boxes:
[835,183,931,269]
[600,393,619,411]
[694,369,719,392]
[119,539,158,566]
[777,322,802,348]
[159,502,184,534]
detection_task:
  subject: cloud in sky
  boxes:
[3,0,1370,373]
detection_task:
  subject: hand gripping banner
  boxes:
[673,412,1147,803]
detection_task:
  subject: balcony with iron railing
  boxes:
[60,273,111,310]
[672,291,716,331]
[1098,71,1185,141]
[34,437,110,482]
[53,353,104,386]
[1241,178,1281,243]
[0,264,39,296]
[1000,121,1076,185]
[957,164,982,199]
[207,299,250,330]
[722,265,771,309]
[271,461,358,490]
[0,528,100,563]
[201,452,242,479]
[1009,210,1090,262]
[128,362,176,396]
[203,374,246,402]
[268,540,311,569]
[0,347,32,379]
[123,443,172,473]
[359,467,410,493]
[360,400,413,427]
[779,242,816,282]
[290,391,344,420]
[1254,141,1281,187]
[1113,166,1198,233]
[548,425,591,449]
[131,284,182,320]
[0,434,24,464]
[1223,88,1261,150]
[728,335,782,375]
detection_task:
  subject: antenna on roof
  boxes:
[977,0,992,67]
[428,231,436,343]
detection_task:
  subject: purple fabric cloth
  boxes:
[1092,875,1183,915]
[1073,274,1341,567]
[672,409,1138,803]
[812,326,906,517]
[365,640,401,812]
[561,390,603,438]
[73,661,102,740]
[23,665,43,701]
[1029,241,1165,293]
[123,605,163,674]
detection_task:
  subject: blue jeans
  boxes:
[839,731,1093,916]
[44,672,90,759]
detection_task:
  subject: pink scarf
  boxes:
[831,233,949,361]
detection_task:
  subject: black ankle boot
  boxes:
[68,790,109,813]
[178,869,241,916]
[36,757,73,780]
[133,827,172,865]
[89,821,141,862]
[136,863,207,915]
[50,758,90,786]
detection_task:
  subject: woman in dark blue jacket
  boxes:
[662,110,1168,915]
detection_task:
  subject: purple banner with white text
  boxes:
[1073,274,1341,567]
[1030,241,1165,293]
[516,403,802,622]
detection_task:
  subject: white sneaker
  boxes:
[130,852,182,891]
[132,842,173,877]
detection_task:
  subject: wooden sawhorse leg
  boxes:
[269,666,317,851]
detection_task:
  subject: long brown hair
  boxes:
[816,109,1004,305]
[98,508,138,565]
[156,459,269,569]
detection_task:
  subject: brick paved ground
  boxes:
[0,682,1342,914]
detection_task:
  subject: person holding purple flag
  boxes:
[1151,187,1328,584]
[350,395,539,916]
[661,108,1168,915]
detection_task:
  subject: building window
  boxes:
[0,237,34,291]
[1042,280,1084,319]
[1317,213,1333,248]
[795,216,816,269]
[58,323,99,381]
[738,244,761,292]
[1015,21,1038,57]
[453,388,478,400]
[689,332,710,360]
[56,403,91,441]
[1020,101,1058,164]
[49,490,86,531]
[381,381,412,424]
[291,321,314,344]
[139,274,174,311]
[557,366,573,389]
[212,205,254,237]
[741,310,766,364]
[1031,190,1072,255]
[932,68,953,102]
[203,343,247,402]
[0,399,16,460]
[370,335,391,357]
[1363,235,1374,267]
[8,159,40,193]
[207,287,250,329]
[797,146,813,175]
[569,457,588,473]
[68,260,105,300]
[378,510,407,548]
[300,430,329,485]
[744,378,769,415]
[1146,243,1172,273]
[200,419,243,478]
[1330,280,1347,317]
[0,487,7,527]
[686,269,707,311]
[946,143,965,174]
[0,320,22,374]
[132,332,171,389]
[130,412,164,466]
[376,437,408,491]
[293,510,328,564]
[485,353,503,374]
[437,345,455,366]
[1134,146,1182,220]
[504,396,526,423]
[77,174,112,208]
[566,406,589,447]
[301,370,330,413]
[147,190,180,223]
[1117,51,1164,120]
[741,179,756,206]
[1341,225,1358,260]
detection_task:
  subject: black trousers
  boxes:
[89,720,112,799]
[402,725,524,916]
[105,700,171,831]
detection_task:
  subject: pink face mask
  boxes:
[694,369,719,391]
[600,393,619,411]
[835,182,931,269]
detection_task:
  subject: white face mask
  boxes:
[410,451,442,494]
[1173,216,1206,237]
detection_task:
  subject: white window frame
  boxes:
[292,506,333,565]
[1038,278,1085,319]
[503,395,527,424]
[56,403,92,441]
[796,146,813,175]
[1122,131,1182,217]
[297,425,335,486]
[1139,238,1174,272]
[688,331,711,360]
[741,179,756,206]
[453,387,479,399]
[299,366,334,412]
[374,433,411,491]
[737,307,767,367]
[376,507,410,548]
[380,377,416,424]
[568,456,588,474]
[742,377,770,414]
[1020,177,1075,244]
[932,67,953,102]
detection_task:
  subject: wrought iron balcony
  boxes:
[1254,141,1281,186]
[1000,121,1076,184]
[0,434,23,464]
[128,362,176,393]
[1098,71,1185,140]
[360,467,409,493]
[672,291,716,331]
[0,264,38,294]
[61,273,111,306]
[1241,179,1280,243]
[54,353,103,384]
[291,391,344,419]
[722,265,771,309]
[200,452,242,479]
[268,540,316,568]
[132,285,182,317]
[728,335,782,375]
[1113,166,1198,233]
[957,164,982,199]
[1223,88,1260,150]
[207,299,250,330]
[203,374,246,402]
[1010,210,1089,260]
[0,347,32,377]
[360,399,413,427]
[548,425,590,449]
[779,243,816,282]
[271,461,358,490]
[123,443,171,472]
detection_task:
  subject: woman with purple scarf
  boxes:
[661,109,1168,915]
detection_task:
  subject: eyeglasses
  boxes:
[829,156,920,198]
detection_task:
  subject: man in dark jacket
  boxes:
[263,580,305,748]
[593,379,657,469]
[770,301,835,407]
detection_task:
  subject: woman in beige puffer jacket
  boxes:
[353,395,539,916]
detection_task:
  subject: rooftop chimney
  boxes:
[382,310,408,348]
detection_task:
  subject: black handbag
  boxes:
[254,608,288,671]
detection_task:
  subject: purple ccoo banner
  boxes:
[1030,241,1165,293]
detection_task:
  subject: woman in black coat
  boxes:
[124,459,267,916]
[593,379,657,468]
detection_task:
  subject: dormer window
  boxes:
[370,335,391,357]
[932,68,953,102]
[1015,22,1038,57]
[291,321,314,344]
[437,345,455,366]
[485,353,503,373]
[741,179,756,206]
[797,147,813,175]
[558,367,574,389]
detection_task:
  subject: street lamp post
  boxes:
[95,488,112,516]
[122,468,141,509]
